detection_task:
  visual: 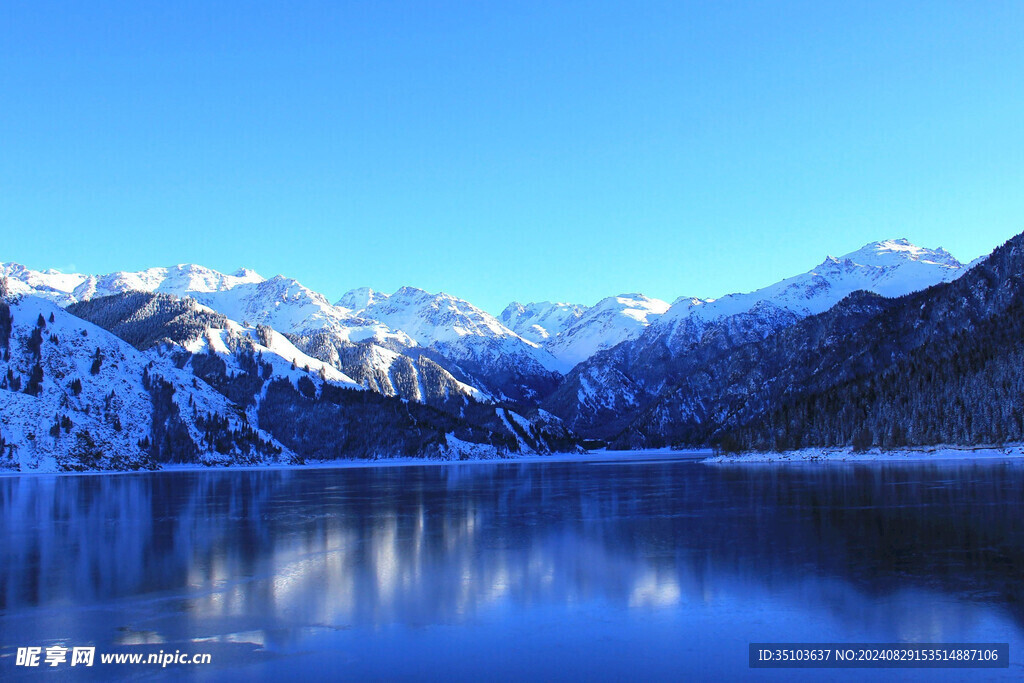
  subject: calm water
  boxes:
[2,456,1024,680]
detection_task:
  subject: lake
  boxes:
[2,455,1023,680]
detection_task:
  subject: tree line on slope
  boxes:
[610,231,1024,452]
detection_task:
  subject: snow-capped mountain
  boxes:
[0,235,979,458]
[1,287,574,469]
[503,240,961,372]
[339,286,534,348]
[651,238,966,348]
[1,265,491,404]
[1,263,567,403]
[0,263,411,346]
[501,239,967,374]
[72,264,266,302]
[0,263,94,305]
[0,293,289,471]
[335,285,565,400]
[294,329,489,410]
[335,286,390,312]
[66,292,359,387]
[0,238,969,374]
[207,276,413,347]
[63,287,490,416]
[0,263,265,306]
[542,238,970,437]
[611,233,1024,450]
[500,295,670,369]
[545,294,670,368]
[499,301,588,343]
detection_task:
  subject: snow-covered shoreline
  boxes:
[0,448,706,477]
[702,444,1024,464]
[6,444,1024,477]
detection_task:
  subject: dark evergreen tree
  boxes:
[67,292,229,350]
[27,327,43,361]
[0,302,12,350]
[24,363,43,396]
[607,231,1024,452]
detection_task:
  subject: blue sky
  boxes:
[2,1,1022,313]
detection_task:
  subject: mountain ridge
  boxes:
[1,237,966,373]
[3,233,1005,469]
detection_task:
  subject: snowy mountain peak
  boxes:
[252,275,334,307]
[499,301,588,344]
[335,286,389,313]
[836,238,963,270]
[670,295,710,307]
[0,236,973,380]
[501,301,527,320]
[544,293,669,368]
[231,267,263,281]
[1,262,89,304]
[365,286,528,345]
[334,285,567,383]
[0,262,44,282]
[159,263,259,293]
[655,238,968,338]
[607,293,671,318]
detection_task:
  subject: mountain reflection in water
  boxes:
[2,459,1023,680]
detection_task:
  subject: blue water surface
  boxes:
[2,456,1023,681]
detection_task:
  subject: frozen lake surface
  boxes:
[2,456,1024,680]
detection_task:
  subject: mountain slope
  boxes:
[0,234,993,464]
[545,293,670,368]
[543,239,969,438]
[2,263,562,404]
[650,238,965,347]
[336,285,565,400]
[614,232,1024,449]
[499,301,588,343]
[62,290,577,461]
[65,292,359,386]
[4,264,493,405]
[0,291,287,471]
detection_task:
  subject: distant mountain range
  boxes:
[4,233,1015,471]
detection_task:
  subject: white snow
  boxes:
[0,236,969,388]
[702,444,1024,464]
[0,295,291,472]
[546,294,669,367]
[499,239,964,371]
[183,320,360,388]
[499,301,588,343]
[661,238,965,326]
[1,264,551,393]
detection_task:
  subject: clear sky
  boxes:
[2,1,1023,313]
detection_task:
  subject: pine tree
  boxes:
[24,363,44,396]
[0,302,13,349]
[28,327,43,360]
